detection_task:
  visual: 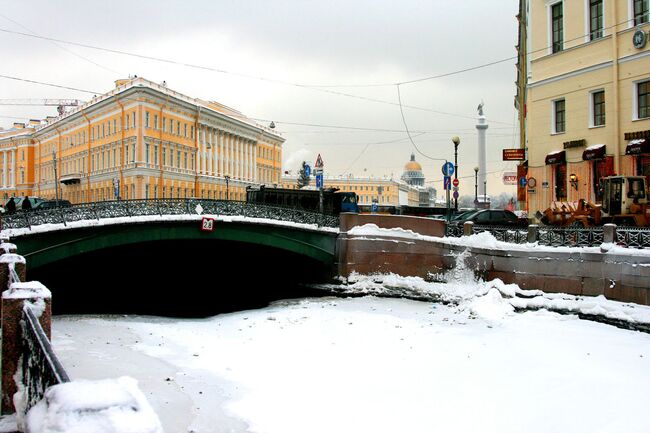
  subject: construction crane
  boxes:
[0,99,84,115]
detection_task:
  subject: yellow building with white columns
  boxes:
[522,0,650,217]
[0,77,283,202]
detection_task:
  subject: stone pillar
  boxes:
[253,143,258,182]
[207,129,213,176]
[213,130,218,177]
[11,150,15,188]
[2,151,6,189]
[527,224,539,243]
[463,221,474,236]
[1,281,52,415]
[476,109,488,199]
[0,253,27,292]
[603,223,617,244]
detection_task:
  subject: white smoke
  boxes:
[283,148,312,174]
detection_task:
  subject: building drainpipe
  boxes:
[612,4,621,175]
[195,107,201,199]
[80,109,92,203]
[116,97,126,200]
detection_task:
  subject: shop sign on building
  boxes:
[563,139,586,149]
[502,149,526,161]
[502,171,517,185]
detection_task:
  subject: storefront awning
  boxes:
[625,139,650,155]
[545,150,566,165]
[582,144,606,161]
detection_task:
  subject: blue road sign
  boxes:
[371,202,378,212]
[443,175,452,190]
[442,162,455,176]
[305,164,311,177]
[519,176,527,188]
[453,190,459,199]
[316,173,323,189]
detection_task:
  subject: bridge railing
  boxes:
[0,199,340,230]
[20,304,71,413]
[446,223,650,248]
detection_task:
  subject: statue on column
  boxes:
[477,101,484,116]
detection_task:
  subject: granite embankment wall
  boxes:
[336,214,650,306]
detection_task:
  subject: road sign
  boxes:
[304,164,311,177]
[518,176,527,188]
[453,190,459,199]
[316,173,323,189]
[453,186,458,192]
[201,217,215,232]
[315,154,324,169]
[443,176,452,190]
[527,177,537,188]
[503,149,526,161]
[371,202,378,212]
[452,178,459,187]
[442,162,455,176]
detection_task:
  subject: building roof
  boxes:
[403,154,422,172]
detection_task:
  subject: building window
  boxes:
[638,80,650,119]
[589,0,603,40]
[146,143,150,164]
[113,119,117,134]
[154,145,159,165]
[184,124,187,137]
[177,121,181,135]
[177,150,181,168]
[169,119,173,134]
[634,0,649,25]
[154,115,158,130]
[162,117,167,133]
[163,147,167,166]
[553,99,566,133]
[125,114,129,130]
[552,2,563,53]
[592,90,606,126]
[145,112,150,128]
[132,113,136,129]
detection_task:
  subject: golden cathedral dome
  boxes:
[404,154,422,171]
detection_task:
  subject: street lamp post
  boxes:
[224,175,231,201]
[52,150,59,207]
[452,136,460,211]
[484,180,487,208]
[474,166,479,208]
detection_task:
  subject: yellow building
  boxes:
[521,0,650,217]
[0,77,284,202]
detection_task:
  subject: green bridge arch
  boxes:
[10,219,338,271]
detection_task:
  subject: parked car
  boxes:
[33,199,72,210]
[449,209,528,227]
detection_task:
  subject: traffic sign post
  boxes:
[519,176,527,188]
[316,173,323,189]
[452,178,459,188]
[304,164,311,177]
[315,154,324,216]
[453,190,459,199]
[443,176,452,190]
[442,162,455,177]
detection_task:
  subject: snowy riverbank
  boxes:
[52,272,650,433]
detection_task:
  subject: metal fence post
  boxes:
[463,221,474,236]
[527,224,539,243]
[603,223,617,244]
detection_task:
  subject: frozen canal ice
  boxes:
[52,284,650,433]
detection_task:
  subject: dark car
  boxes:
[33,199,72,210]
[450,209,528,227]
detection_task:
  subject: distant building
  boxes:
[401,154,425,187]
[279,174,421,207]
[0,77,284,202]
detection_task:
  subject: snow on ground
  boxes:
[52,273,650,433]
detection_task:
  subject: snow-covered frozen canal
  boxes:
[52,278,650,433]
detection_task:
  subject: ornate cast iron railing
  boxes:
[0,199,340,230]
[20,305,70,412]
[445,224,650,248]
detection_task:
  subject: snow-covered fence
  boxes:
[0,198,340,230]
[20,302,70,413]
[450,222,650,249]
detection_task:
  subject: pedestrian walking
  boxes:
[5,197,16,214]
[22,196,32,211]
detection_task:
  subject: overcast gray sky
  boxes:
[0,0,520,196]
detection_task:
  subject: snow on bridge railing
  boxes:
[0,199,340,230]
[446,223,650,249]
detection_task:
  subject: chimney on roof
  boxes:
[13,122,25,129]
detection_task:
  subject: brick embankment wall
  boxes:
[336,214,650,306]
